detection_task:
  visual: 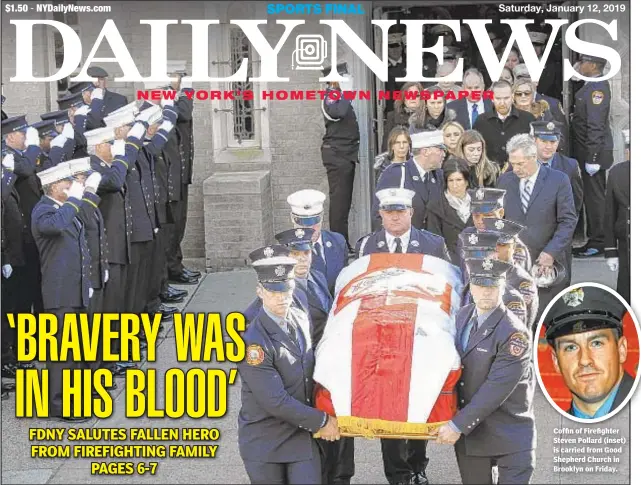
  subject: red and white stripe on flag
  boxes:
[314,253,464,435]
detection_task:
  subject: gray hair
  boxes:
[506,133,537,158]
[462,68,484,88]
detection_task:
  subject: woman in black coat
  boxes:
[425,157,474,266]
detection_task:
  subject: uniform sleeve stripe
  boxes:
[65,201,80,212]
[125,141,140,149]
[114,158,129,168]
[82,197,98,209]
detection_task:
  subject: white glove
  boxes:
[25,127,40,147]
[64,180,85,199]
[75,105,91,117]
[111,139,126,157]
[585,163,601,176]
[128,122,146,140]
[104,269,109,283]
[90,88,104,100]
[89,288,94,299]
[135,106,160,124]
[2,154,14,171]
[159,120,174,132]
[606,257,619,272]
[160,96,175,108]
[154,227,159,234]
[84,172,102,192]
[2,264,12,279]
[62,122,74,139]
[338,74,354,93]
[50,133,67,149]
[181,78,192,90]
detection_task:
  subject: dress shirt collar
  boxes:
[385,229,411,253]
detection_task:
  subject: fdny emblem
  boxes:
[592,90,604,105]
[562,288,584,308]
[476,189,484,200]
[326,241,332,248]
[508,332,528,357]
[412,176,420,181]
[377,241,386,248]
[573,321,587,333]
[410,240,419,247]
[295,228,305,239]
[246,344,265,366]
[263,247,274,258]
[482,258,494,271]
[494,220,505,230]
[546,122,555,131]
[275,265,286,277]
[468,234,479,245]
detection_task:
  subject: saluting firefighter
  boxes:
[604,129,631,303]
[287,189,348,297]
[437,258,536,485]
[320,62,360,249]
[238,254,341,484]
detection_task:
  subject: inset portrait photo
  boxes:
[534,283,639,423]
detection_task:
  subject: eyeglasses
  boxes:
[514,91,532,97]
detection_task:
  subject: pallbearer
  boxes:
[238,255,340,484]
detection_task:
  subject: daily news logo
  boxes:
[9,18,621,84]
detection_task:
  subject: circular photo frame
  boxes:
[534,282,640,424]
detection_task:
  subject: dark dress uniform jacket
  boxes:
[238,307,325,464]
[163,130,182,204]
[1,170,25,267]
[449,98,493,131]
[355,226,450,262]
[76,192,108,289]
[322,88,360,158]
[31,193,100,309]
[473,107,536,168]
[5,145,42,246]
[312,230,348,297]
[567,371,635,417]
[498,165,577,287]
[102,90,128,117]
[571,79,613,169]
[373,160,444,231]
[453,303,536,456]
[544,153,584,214]
[175,89,195,186]
[91,139,138,265]
[425,191,474,266]
[604,160,630,301]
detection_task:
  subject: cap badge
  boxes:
[410,240,419,247]
[562,288,584,308]
[482,258,494,271]
[390,189,397,196]
[468,234,479,245]
[476,189,484,200]
[275,265,286,277]
[573,321,586,333]
[494,220,505,230]
[263,247,274,258]
[304,204,312,210]
[546,122,555,130]
[295,228,305,239]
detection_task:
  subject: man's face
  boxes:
[257,283,294,318]
[509,149,537,179]
[290,249,311,278]
[96,142,113,162]
[472,208,504,230]
[493,86,513,115]
[389,44,403,60]
[470,283,502,311]
[552,329,627,407]
[463,73,484,93]
[7,130,26,149]
[422,146,445,170]
[380,208,413,236]
[535,137,560,161]
[94,78,107,90]
[82,90,92,105]
[40,135,54,152]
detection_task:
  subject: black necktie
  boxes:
[394,237,403,253]
[288,323,302,351]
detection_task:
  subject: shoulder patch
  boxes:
[507,332,529,357]
[245,344,265,366]
[519,280,533,291]
[592,90,604,105]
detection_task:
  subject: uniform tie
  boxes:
[471,103,479,127]
[288,323,302,352]
[312,241,327,274]
[521,180,532,213]
[394,237,403,254]
[464,315,479,351]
